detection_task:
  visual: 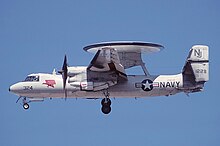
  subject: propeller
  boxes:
[58,55,68,98]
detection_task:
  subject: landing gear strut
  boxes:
[22,97,30,110]
[101,90,112,114]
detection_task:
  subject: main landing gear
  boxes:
[101,90,112,114]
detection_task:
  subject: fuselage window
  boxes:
[24,76,39,82]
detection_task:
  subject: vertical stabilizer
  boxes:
[182,45,209,85]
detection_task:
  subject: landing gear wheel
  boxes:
[23,103,29,110]
[101,98,111,106]
[101,89,112,114]
[101,105,111,114]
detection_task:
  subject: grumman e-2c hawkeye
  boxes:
[9,42,209,114]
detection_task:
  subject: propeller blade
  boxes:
[59,55,68,98]
[62,55,67,89]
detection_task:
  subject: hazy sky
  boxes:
[1,0,219,146]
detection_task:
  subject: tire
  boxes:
[23,103,29,110]
[101,98,111,106]
[101,105,111,114]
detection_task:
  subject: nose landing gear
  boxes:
[16,96,30,110]
[23,103,30,110]
[16,96,45,110]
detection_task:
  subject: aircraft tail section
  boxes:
[182,45,209,92]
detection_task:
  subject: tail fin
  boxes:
[182,45,209,91]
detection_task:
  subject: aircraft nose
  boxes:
[9,84,15,92]
[9,83,21,93]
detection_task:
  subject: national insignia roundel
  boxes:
[141,79,153,91]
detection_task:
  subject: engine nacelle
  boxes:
[67,66,87,77]
[70,81,116,91]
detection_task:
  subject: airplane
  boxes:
[9,41,209,114]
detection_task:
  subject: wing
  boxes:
[84,41,164,75]
[88,47,127,80]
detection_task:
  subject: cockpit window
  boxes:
[24,76,39,82]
